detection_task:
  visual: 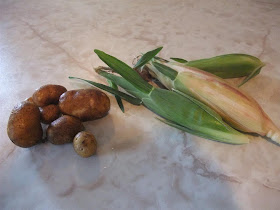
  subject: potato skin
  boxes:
[40,104,61,124]
[73,131,97,158]
[47,115,85,145]
[59,89,110,121]
[32,84,67,107]
[25,97,35,104]
[7,101,43,148]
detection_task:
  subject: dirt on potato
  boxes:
[59,89,110,121]
[47,115,84,145]
[32,84,67,107]
[7,101,43,148]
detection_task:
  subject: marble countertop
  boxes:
[1,0,280,209]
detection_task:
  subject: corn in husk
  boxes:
[145,58,280,144]
[70,50,252,145]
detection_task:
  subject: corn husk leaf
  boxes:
[97,70,147,99]
[185,54,264,78]
[156,117,246,145]
[172,89,229,128]
[152,61,178,80]
[94,49,153,94]
[170,57,188,63]
[134,47,163,69]
[238,65,262,87]
[107,79,124,112]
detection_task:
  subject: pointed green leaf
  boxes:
[185,54,264,79]
[107,79,124,112]
[238,65,263,87]
[97,70,148,100]
[134,47,163,69]
[69,76,142,105]
[94,49,153,94]
[170,57,188,63]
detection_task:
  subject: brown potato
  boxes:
[47,115,84,145]
[59,89,110,121]
[25,97,35,104]
[73,131,97,158]
[32,84,67,107]
[7,101,43,148]
[40,104,61,124]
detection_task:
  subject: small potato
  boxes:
[32,84,67,107]
[47,115,84,145]
[73,131,97,158]
[59,89,110,121]
[40,104,61,124]
[7,101,43,148]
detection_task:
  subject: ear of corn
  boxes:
[146,59,280,144]
[74,50,252,145]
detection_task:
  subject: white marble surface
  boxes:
[1,0,280,209]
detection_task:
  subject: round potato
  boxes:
[59,89,110,121]
[7,101,43,148]
[40,104,61,124]
[73,131,97,158]
[47,115,84,145]
[32,84,67,107]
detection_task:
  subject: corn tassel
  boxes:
[146,60,280,144]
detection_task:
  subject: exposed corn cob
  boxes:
[70,50,252,145]
[145,59,280,144]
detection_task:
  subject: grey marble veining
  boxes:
[1,0,280,209]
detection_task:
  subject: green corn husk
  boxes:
[70,50,252,145]
[170,54,265,86]
[145,57,280,144]
[107,79,125,112]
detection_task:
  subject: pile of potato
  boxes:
[7,84,110,158]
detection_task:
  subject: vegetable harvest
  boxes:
[6,44,279,159]
[7,84,110,157]
[70,47,279,146]
[70,50,253,144]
